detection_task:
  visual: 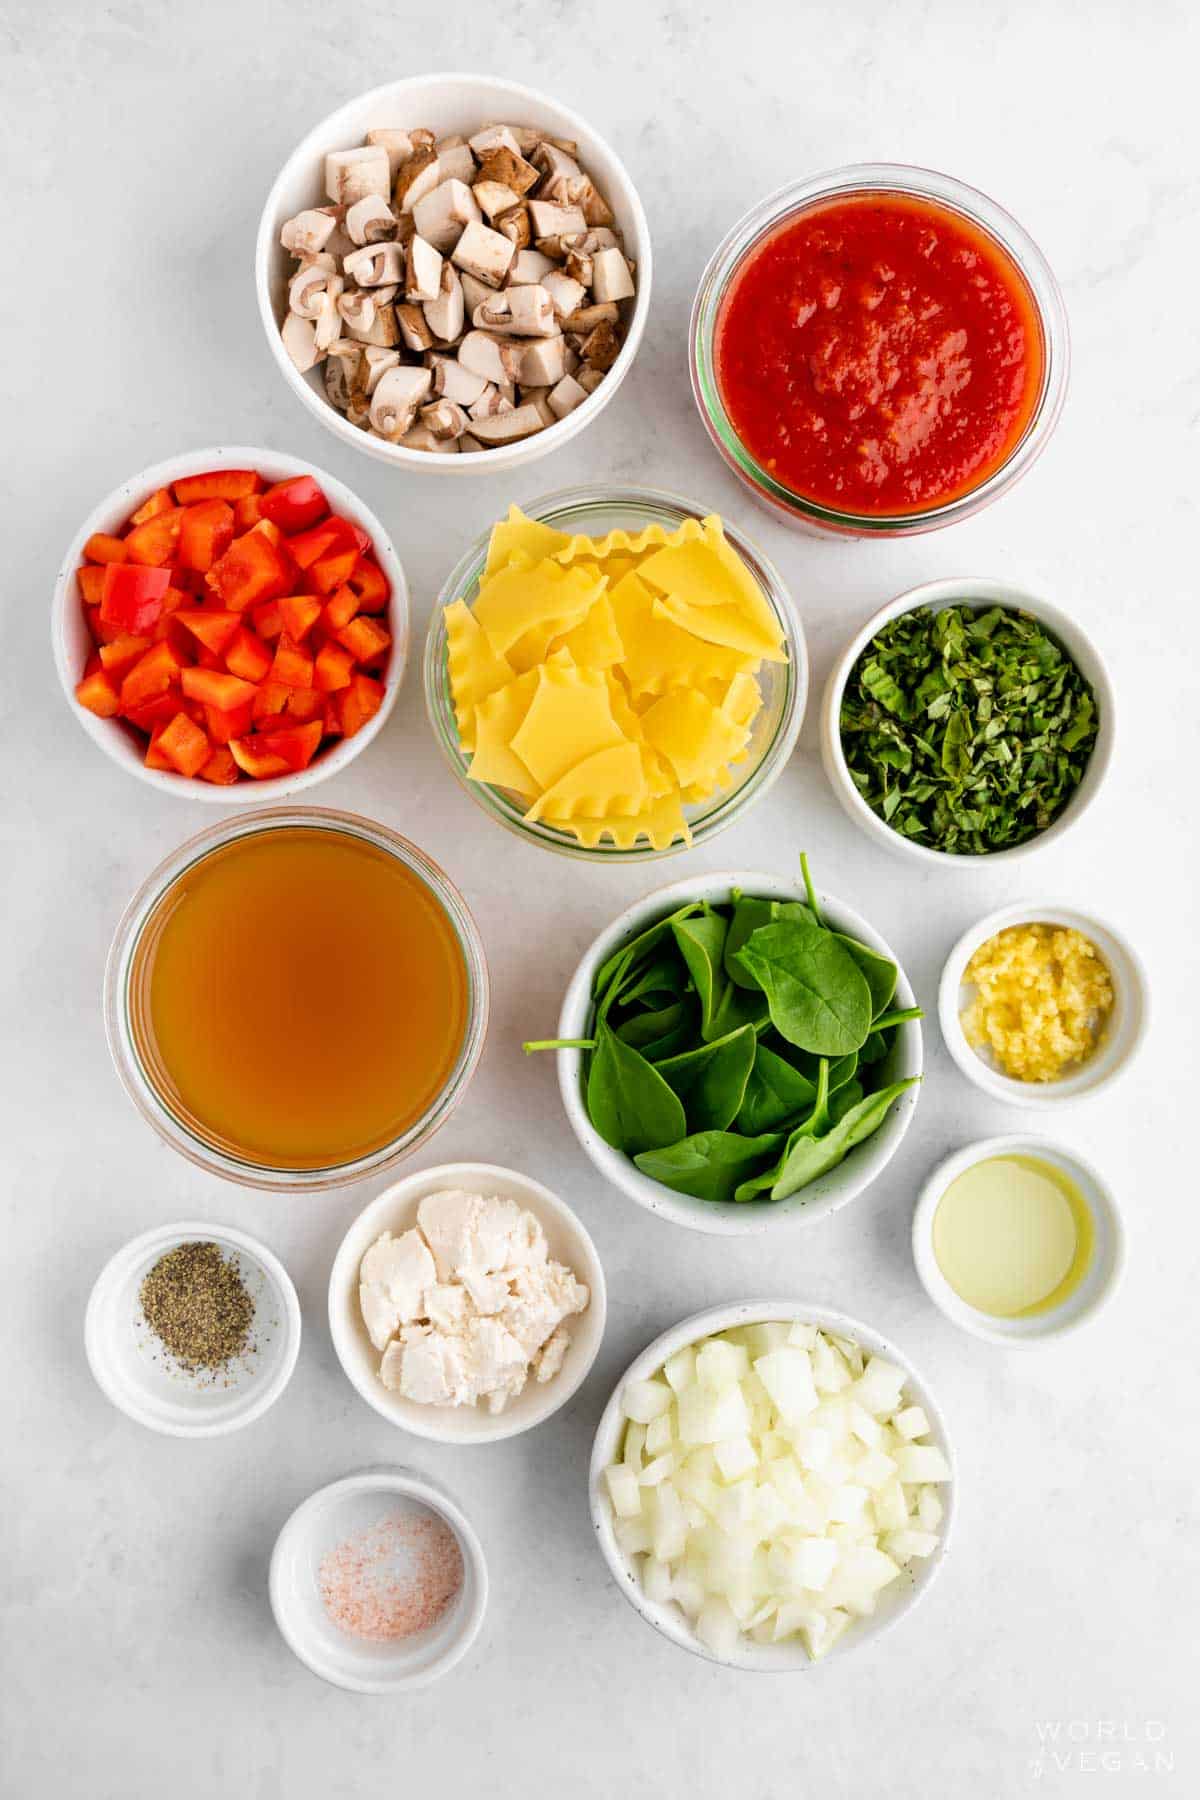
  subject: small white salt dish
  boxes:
[84,1221,301,1437]
[328,1161,607,1444]
[938,901,1148,1109]
[269,1469,488,1693]
[589,1300,956,1671]
[912,1135,1126,1347]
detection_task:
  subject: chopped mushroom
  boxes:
[280,208,337,257]
[343,241,405,288]
[289,263,337,319]
[369,364,433,439]
[404,236,443,303]
[393,142,438,209]
[591,246,635,303]
[473,285,559,337]
[420,398,470,440]
[365,128,414,178]
[396,302,435,353]
[468,403,547,444]
[542,270,587,320]
[364,346,401,393]
[345,195,398,246]
[548,373,589,418]
[476,145,540,195]
[282,312,320,372]
[429,353,490,405]
[347,304,399,348]
[458,329,524,385]
[412,178,480,252]
[459,270,494,315]
[452,220,515,288]
[579,320,621,369]
[325,146,390,206]
[528,198,587,239]
[517,336,567,386]
[473,179,522,221]
[423,264,465,342]
[495,204,531,250]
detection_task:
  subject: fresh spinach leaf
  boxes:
[614,1001,689,1052]
[586,1021,687,1155]
[634,1130,785,1204]
[733,918,873,1055]
[656,1023,757,1133]
[736,1042,817,1136]
[837,939,897,1018]
[593,903,703,1002]
[672,910,731,1040]
[766,1077,920,1198]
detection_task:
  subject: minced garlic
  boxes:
[961,924,1113,1083]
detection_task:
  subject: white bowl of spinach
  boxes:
[528,858,923,1236]
[821,578,1114,865]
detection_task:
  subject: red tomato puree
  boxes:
[714,192,1044,516]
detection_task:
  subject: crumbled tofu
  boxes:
[358,1229,437,1351]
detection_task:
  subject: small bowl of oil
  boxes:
[912,1135,1125,1346]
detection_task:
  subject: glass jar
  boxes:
[690,163,1069,537]
[104,808,489,1191]
[423,484,807,862]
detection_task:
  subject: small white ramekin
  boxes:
[820,577,1114,867]
[84,1221,301,1437]
[256,74,652,476]
[269,1469,488,1693]
[553,871,922,1236]
[328,1161,606,1443]
[52,446,408,801]
[912,1135,1125,1346]
[939,903,1149,1109]
[589,1300,955,1671]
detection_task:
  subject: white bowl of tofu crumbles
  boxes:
[328,1161,607,1443]
[256,74,652,473]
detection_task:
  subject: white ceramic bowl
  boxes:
[328,1161,607,1443]
[590,1300,956,1670]
[53,446,408,801]
[912,1135,1125,1345]
[554,871,923,1235]
[256,74,652,476]
[269,1469,487,1692]
[84,1221,301,1437]
[820,577,1114,867]
[939,902,1149,1109]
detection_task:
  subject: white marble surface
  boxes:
[2,2,1197,1795]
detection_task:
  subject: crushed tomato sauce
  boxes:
[714,192,1045,516]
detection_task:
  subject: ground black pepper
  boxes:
[139,1241,254,1371]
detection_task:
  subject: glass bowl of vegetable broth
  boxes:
[105,809,488,1191]
[542,865,923,1235]
[424,486,807,862]
[820,577,1114,867]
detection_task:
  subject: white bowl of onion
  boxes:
[589,1301,955,1670]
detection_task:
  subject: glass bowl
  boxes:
[423,485,807,861]
[690,163,1069,538]
[104,808,489,1192]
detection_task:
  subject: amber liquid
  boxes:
[130,827,469,1171]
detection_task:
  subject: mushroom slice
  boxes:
[345,195,398,246]
[468,403,547,445]
[396,302,435,354]
[452,221,515,289]
[343,241,406,288]
[325,146,390,207]
[543,270,587,321]
[369,365,433,440]
[528,199,588,240]
[324,347,361,409]
[429,354,490,406]
[580,320,622,369]
[289,262,337,320]
[347,304,400,348]
[280,208,337,258]
[404,235,444,303]
[547,373,589,419]
[412,178,480,253]
[517,336,567,386]
[590,247,635,304]
[365,128,414,179]
[564,301,620,332]
[282,312,321,373]
[458,330,525,385]
[508,249,557,286]
[363,346,401,394]
[419,398,470,441]
[338,287,378,335]
[474,285,559,337]
[423,264,465,343]
[473,179,522,221]
[393,142,438,210]
[476,145,540,197]
[312,277,345,352]
[495,204,531,250]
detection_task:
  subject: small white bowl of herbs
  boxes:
[821,577,1114,866]
[526,855,923,1235]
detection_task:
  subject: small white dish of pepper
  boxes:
[85,1222,301,1438]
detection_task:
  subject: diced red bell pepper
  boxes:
[173,469,262,504]
[123,693,180,733]
[252,518,284,548]
[169,567,207,596]
[75,667,121,718]
[253,718,323,773]
[322,696,343,737]
[125,509,183,567]
[338,672,385,738]
[260,475,329,534]
[311,542,360,595]
[156,712,212,778]
[348,557,390,612]
[337,615,391,666]
[285,686,324,723]
[271,634,313,689]
[205,699,255,745]
[84,532,128,565]
[130,487,174,526]
[177,500,235,573]
[252,680,291,721]
[225,626,274,684]
[199,745,240,785]
[251,599,284,641]
[174,608,241,656]
[144,726,176,771]
[233,494,264,531]
[321,585,359,633]
[100,563,170,634]
[279,593,322,641]
[287,515,357,570]
[314,641,355,692]
[78,566,107,606]
[120,640,184,709]
[206,529,292,611]
[229,735,291,779]
[180,667,258,711]
[99,634,152,678]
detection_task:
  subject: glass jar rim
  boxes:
[690,162,1070,534]
[423,482,808,861]
[104,807,489,1191]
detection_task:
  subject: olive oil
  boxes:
[932,1154,1094,1319]
[130,827,469,1171]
